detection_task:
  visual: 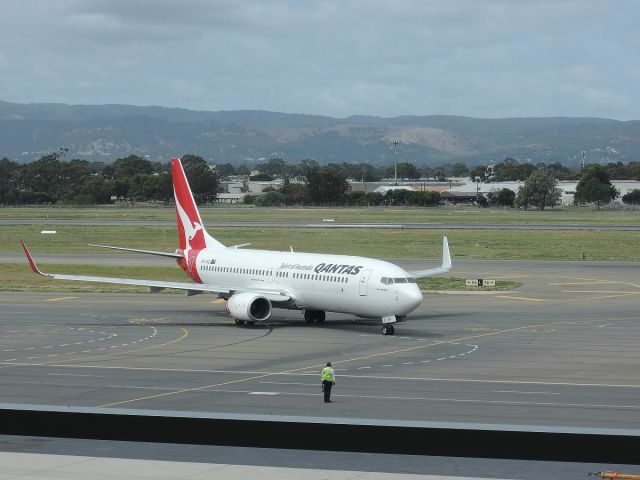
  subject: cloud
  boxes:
[0,0,638,119]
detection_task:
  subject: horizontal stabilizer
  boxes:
[89,244,182,259]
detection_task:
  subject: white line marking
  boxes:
[495,390,560,395]
[196,388,640,410]
[260,382,317,386]
[9,364,640,390]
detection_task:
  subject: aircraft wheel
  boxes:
[315,311,326,324]
[304,311,314,323]
[382,324,395,336]
[235,319,246,327]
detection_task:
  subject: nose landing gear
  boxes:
[381,324,395,336]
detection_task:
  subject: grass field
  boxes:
[1,204,639,225]
[4,224,639,261]
[1,205,637,292]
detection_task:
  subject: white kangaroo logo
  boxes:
[175,192,203,269]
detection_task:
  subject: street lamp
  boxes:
[392,139,399,185]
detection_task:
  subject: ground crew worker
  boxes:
[321,361,335,403]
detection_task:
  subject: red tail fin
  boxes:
[171,157,224,250]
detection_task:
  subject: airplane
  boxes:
[20,157,451,336]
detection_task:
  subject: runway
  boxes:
[0,260,638,430]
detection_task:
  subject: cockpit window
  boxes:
[407,277,417,283]
[394,277,408,283]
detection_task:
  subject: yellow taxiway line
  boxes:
[496,295,546,302]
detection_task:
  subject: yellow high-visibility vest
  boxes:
[321,367,333,382]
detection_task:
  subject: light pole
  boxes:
[392,139,399,185]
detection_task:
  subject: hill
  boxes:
[1,100,639,166]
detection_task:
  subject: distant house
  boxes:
[214,193,248,204]
[373,185,417,194]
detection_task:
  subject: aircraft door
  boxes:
[359,269,372,296]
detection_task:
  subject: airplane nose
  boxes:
[401,285,423,312]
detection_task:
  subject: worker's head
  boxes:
[326,362,331,366]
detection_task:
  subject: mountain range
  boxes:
[1,100,639,167]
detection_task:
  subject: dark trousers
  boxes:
[322,380,333,402]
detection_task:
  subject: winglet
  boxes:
[407,236,452,279]
[20,240,45,276]
[442,236,451,271]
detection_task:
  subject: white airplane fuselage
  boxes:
[193,248,423,318]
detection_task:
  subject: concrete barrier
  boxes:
[0,403,638,463]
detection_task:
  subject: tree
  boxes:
[516,170,561,210]
[622,189,640,205]
[20,152,66,202]
[113,155,154,178]
[74,175,111,204]
[385,162,421,180]
[574,164,618,208]
[179,154,218,203]
[236,165,251,176]
[256,158,288,177]
[469,165,490,182]
[306,166,348,204]
[214,163,236,178]
[0,158,21,204]
[544,162,577,180]
[280,178,308,205]
[493,158,537,181]
[451,162,469,177]
[489,188,516,207]
[254,190,285,206]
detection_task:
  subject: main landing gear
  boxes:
[381,324,395,336]
[304,310,325,324]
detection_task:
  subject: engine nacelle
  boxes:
[226,293,272,322]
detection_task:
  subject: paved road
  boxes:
[1,260,638,478]
[0,260,638,430]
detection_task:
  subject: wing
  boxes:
[20,241,290,302]
[409,236,452,279]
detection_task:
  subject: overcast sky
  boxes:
[0,0,638,119]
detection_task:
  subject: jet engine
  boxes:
[226,293,272,322]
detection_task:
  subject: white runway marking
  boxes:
[495,390,560,395]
